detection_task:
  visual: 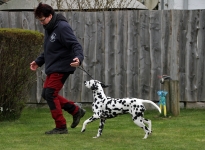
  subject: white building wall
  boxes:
[171,0,184,9]
[188,0,205,9]
[159,0,205,10]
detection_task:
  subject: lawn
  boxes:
[0,107,204,150]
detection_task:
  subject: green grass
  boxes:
[0,107,204,150]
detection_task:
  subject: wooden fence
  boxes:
[1,10,205,104]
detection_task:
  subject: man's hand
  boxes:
[30,61,38,71]
[70,58,80,67]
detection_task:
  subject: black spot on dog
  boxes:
[137,112,143,117]
[113,108,121,111]
[107,101,112,105]
[133,116,138,120]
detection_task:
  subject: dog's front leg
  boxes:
[93,118,106,138]
[81,114,99,133]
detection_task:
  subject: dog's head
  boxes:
[84,80,109,91]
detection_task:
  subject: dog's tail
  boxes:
[141,100,161,113]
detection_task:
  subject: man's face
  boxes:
[38,14,52,25]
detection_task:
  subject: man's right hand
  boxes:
[30,61,38,71]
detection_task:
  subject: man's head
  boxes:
[34,3,54,25]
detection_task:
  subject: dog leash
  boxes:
[77,65,94,79]
[77,65,110,87]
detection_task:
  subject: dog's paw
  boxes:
[143,135,148,139]
[147,130,152,135]
[143,133,149,139]
[93,135,100,138]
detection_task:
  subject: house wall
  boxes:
[159,0,205,10]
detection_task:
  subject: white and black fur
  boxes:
[81,80,161,139]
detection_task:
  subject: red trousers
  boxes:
[42,73,79,128]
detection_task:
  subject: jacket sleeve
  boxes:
[35,52,45,67]
[60,24,84,64]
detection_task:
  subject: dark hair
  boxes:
[34,2,55,18]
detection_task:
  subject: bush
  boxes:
[0,28,44,121]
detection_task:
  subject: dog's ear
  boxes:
[100,83,109,88]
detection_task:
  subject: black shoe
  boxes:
[45,128,68,134]
[71,108,86,128]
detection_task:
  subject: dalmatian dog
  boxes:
[81,79,161,139]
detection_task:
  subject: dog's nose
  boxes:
[84,81,86,84]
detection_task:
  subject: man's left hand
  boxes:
[70,58,80,67]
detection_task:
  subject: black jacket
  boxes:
[35,14,84,75]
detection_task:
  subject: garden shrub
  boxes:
[0,28,44,121]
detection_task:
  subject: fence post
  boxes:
[163,80,180,116]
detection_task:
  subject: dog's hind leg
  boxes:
[93,118,106,138]
[133,117,151,139]
[142,118,152,132]
[81,114,99,133]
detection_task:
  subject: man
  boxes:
[30,2,85,134]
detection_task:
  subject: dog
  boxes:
[81,79,161,139]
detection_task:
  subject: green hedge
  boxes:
[0,28,44,121]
